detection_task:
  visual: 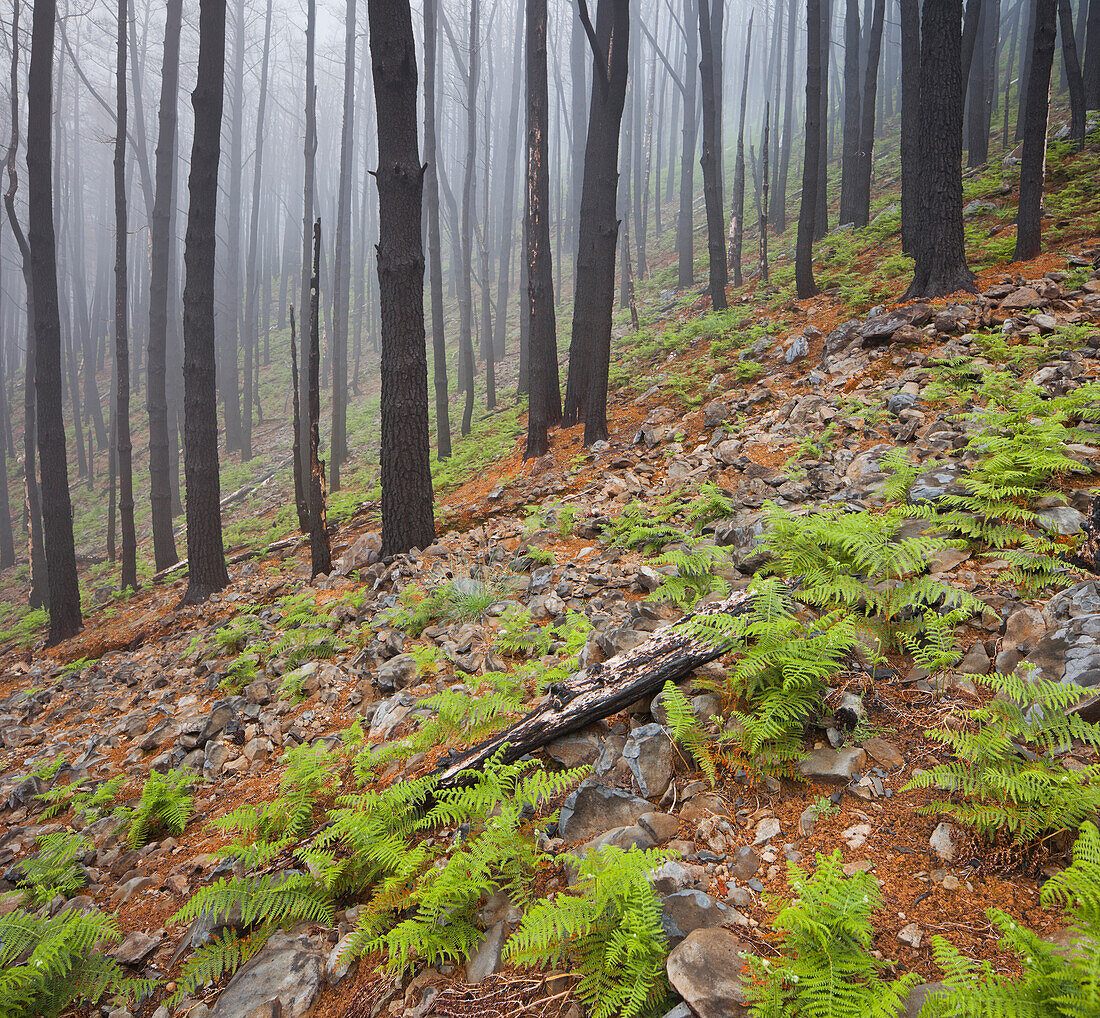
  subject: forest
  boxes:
[1,0,1100,1015]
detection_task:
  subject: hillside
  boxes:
[2,122,1100,1018]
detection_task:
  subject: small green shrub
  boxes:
[16,832,90,908]
[123,768,199,848]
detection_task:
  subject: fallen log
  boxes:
[434,587,756,789]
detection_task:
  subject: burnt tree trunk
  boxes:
[899,0,920,253]
[115,0,138,592]
[563,0,630,445]
[677,0,698,287]
[814,0,832,241]
[1060,0,1087,148]
[525,0,560,460]
[697,0,727,310]
[369,0,437,556]
[904,0,975,299]
[729,12,754,287]
[853,0,885,227]
[773,0,800,233]
[423,0,451,459]
[308,220,332,576]
[29,0,82,641]
[839,0,862,225]
[290,306,308,531]
[458,0,479,437]
[147,0,181,572]
[298,0,317,508]
[1015,0,1057,260]
[434,588,757,788]
[1086,0,1100,108]
[180,0,230,606]
[796,0,823,298]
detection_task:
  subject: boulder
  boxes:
[622,723,673,798]
[660,890,733,945]
[665,928,751,1018]
[558,781,653,843]
[797,747,866,785]
[209,931,326,1018]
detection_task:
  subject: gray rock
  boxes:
[908,463,970,505]
[113,930,161,965]
[887,391,918,416]
[727,846,761,881]
[785,334,810,363]
[558,781,653,843]
[958,641,991,675]
[465,921,509,984]
[1004,608,1047,654]
[1036,506,1087,536]
[930,822,957,862]
[544,728,605,769]
[703,401,729,428]
[797,747,866,784]
[196,698,243,747]
[666,928,751,1018]
[336,532,381,575]
[901,983,945,1018]
[376,654,419,692]
[209,931,326,1018]
[1046,581,1100,623]
[622,723,673,798]
[660,889,733,945]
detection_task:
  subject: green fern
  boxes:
[684,483,738,533]
[904,670,1100,843]
[164,928,268,1010]
[38,774,124,823]
[744,850,919,1018]
[505,845,674,1018]
[604,497,683,552]
[16,832,90,908]
[0,908,151,1018]
[122,767,199,848]
[495,606,554,658]
[654,543,731,609]
[660,681,719,786]
[919,821,1100,1018]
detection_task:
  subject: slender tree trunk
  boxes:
[1004,1,1022,147]
[961,0,985,94]
[423,0,451,459]
[562,0,630,441]
[307,220,332,575]
[773,0,799,233]
[181,0,230,605]
[243,0,272,470]
[290,306,308,530]
[1016,0,1057,260]
[1016,0,1038,138]
[840,0,862,225]
[114,0,138,591]
[900,0,921,253]
[493,12,525,363]
[571,11,589,268]
[853,0,885,226]
[299,0,317,509]
[905,0,975,298]
[678,0,699,287]
[796,0,823,298]
[29,0,81,641]
[698,0,727,310]
[814,0,833,241]
[1086,0,1100,107]
[729,13,753,287]
[369,0,436,555]
[1060,0,1087,147]
[5,0,47,608]
[526,0,560,459]
[479,92,496,412]
[459,0,480,437]
[0,231,14,567]
[760,103,770,280]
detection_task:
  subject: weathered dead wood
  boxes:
[434,587,756,788]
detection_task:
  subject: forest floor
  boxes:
[2,117,1100,1018]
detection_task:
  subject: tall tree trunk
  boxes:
[1086,0,1100,107]
[459,0,480,437]
[571,11,589,269]
[308,220,332,575]
[840,0,862,225]
[299,0,317,512]
[146,0,179,568]
[181,0,230,606]
[479,92,496,412]
[29,0,81,641]
[243,0,272,467]
[729,12,753,287]
[115,0,137,591]
[773,0,799,232]
[290,306,308,530]
[331,0,355,490]
[0,227,15,566]
[900,0,920,253]
[961,0,985,94]
[1016,0,1038,138]
[423,0,451,459]
[1059,0,1087,147]
[493,12,526,363]
[677,0,698,287]
[814,0,833,241]
[760,102,770,280]
[369,0,436,555]
[1016,0,1057,260]
[4,0,47,608]
[796,0,823,298]
[853,0,885,226]
[562,0,630,441]
[905,0,975,298]
[698,0,727,310]
[526,0,560,459]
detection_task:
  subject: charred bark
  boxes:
[729,13,754,288]
[1015,0,1057,261]
[308,220,332,577]
[796,0,823,299]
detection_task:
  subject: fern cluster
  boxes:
[0,908,150,1018]
[759,503,980,649]
[688,580,856,779]
[604,497,682,552]
[122,767,199,848]
[390,574,517,636]
[37,774,123,823]
[495,606,554,658]
[919,821,1100,1017]
[505,845,674,1018]
[744,850,919,1018]
[683,482,738,533]
[15,832,90,908]
[654,543,731,609]
[905,670,1100,843]
[660,681,719,786]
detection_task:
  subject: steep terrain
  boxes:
[2,132,1100,1018]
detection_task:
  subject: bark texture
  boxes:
[796,0,823,299]
[1015,0,1057,261]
